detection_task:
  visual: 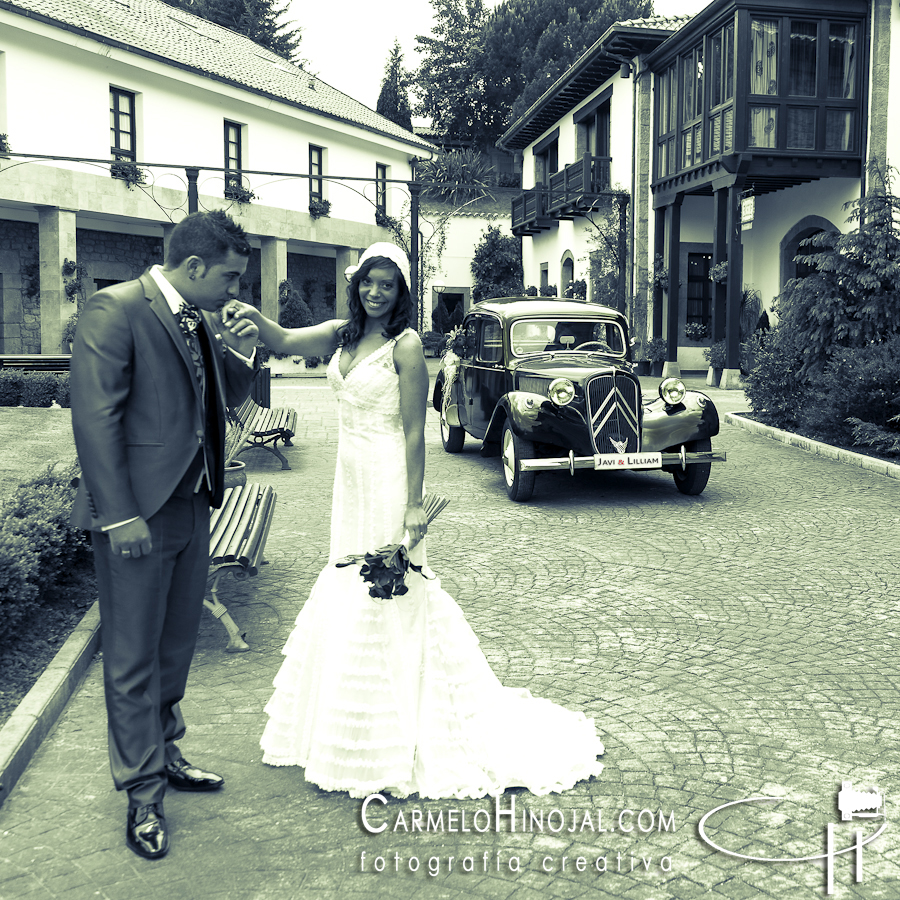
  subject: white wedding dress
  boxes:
[260,329,604,798]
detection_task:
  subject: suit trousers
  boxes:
[91,485,210,808]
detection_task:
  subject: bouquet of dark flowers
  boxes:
[335,493,449,600]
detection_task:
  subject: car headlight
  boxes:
[548,377,576,406]
[659,377,686,405]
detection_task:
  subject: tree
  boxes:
[777,160,900,377]
[161,0,302,63]
[414,0,504,146]
[376,41,413,132]
[413,0,651,147]
[504,0,652,125]
[471,226,523,301]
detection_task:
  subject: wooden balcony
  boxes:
[511,156,612,237]
[511,188,555,237]
[547,155,611,216]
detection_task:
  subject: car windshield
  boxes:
[509,319,626,358]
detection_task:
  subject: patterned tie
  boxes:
[176,303,206,397]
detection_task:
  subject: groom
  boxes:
[70,210,259,859]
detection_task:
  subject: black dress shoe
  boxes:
[126,803,168,859]
[165,756,225,792]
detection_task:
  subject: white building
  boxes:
[0,0,435,352]
[499,0,896,384]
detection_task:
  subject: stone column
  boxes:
[37,206,77,353]
[260,236,287,323]
[334,247,358,320]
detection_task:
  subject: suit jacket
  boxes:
[70,271,257,531]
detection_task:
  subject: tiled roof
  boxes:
[616,14,692,30]
[1,0,435,153]
[498,15,689,150]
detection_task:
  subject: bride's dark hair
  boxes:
[338,256,415,348]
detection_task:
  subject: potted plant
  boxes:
[62,310,79,352]
[0,133,10,157]
[684,322,710,342]
[110,161,147,189]
[708,261,729,284]
[651,254,669,293]
[421,331,445,358]
[309,197,331,220]
[645,336,668,377]
[704,339,726,385]
[225,183,256,206]
[564,279,587,300]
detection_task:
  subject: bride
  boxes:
[226,242,604,799]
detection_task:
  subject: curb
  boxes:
[725,412,900,480]
[0,602,101,811]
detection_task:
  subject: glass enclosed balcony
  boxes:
[650,2,866,192]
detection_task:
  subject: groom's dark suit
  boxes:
[70,269,256,808]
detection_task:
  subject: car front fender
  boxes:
[640,391,720,451]
[483,392,547,445]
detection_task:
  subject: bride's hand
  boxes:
[404,503,428,548]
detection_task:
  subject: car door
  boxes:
[461,315,505,439]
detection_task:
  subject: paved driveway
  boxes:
[0,377,897,900]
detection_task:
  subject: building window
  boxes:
[656,64,678,178]
[375,163,387,214]
[224,120,243,198]
[534,140,558,184]
[110,87,136,163]
[827,24,857,99]
[789,20,817,97]
[309,145,323,201]
[748,15,858,155]
[686,253,712,328]
[680,45,703,168]
[750,19,779,97]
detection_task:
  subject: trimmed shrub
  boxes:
[0,530,40,640]
[798,334,900,447]
[0,461,93,643]
[743,327,808,431]
[0,371,70,407]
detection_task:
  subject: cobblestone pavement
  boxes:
[1,370,898,900]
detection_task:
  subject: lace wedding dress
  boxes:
[260,329,604,798]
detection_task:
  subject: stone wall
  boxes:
[0,223,172,352]
[75,229,164,288]
[0,221,41,353]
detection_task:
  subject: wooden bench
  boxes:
[203,482,277,652]
[0,354,71,372]
[226,396,297,470]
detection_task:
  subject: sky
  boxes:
[288,0,710,111]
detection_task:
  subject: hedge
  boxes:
[0,371,70,407]
[0,461,93,643]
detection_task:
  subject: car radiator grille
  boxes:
[585,372,641,454]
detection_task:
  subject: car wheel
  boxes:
[501,421,535,501]
[672,438,711,495]
[440,415,465,453]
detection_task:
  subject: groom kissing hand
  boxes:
[70,210,259,859]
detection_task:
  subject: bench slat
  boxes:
[239,486,276,573]
[221,485,264,562]
[209,486,244,550]
[211,485,258,562]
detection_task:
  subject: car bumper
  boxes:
[520,447,726,474]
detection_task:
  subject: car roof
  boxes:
[470,298,626,322]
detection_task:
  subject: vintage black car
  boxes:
[433,298,725,501]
